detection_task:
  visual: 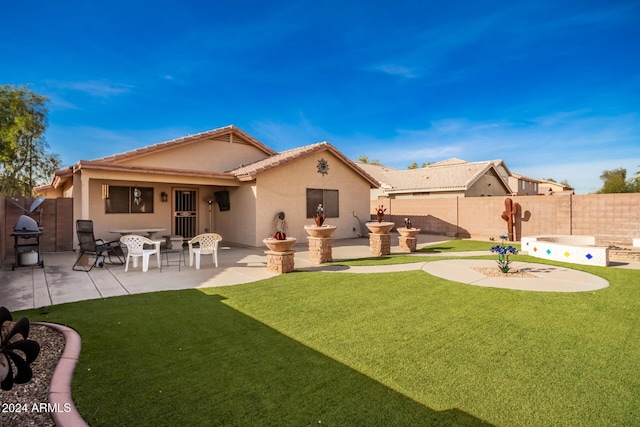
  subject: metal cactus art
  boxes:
[314,204,325,226]
[0,307,40,391]
[273,211,287,240]
[375,205,387,223]
[501,198,520,242]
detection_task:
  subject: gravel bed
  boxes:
[472,267,539,278]
[1,323,65,427]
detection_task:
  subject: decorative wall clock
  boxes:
[317,158,329,176]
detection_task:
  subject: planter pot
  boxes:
[263,237,297,252]
[304,225,337,238]
[397,227,420,237]
[366,222,394,234]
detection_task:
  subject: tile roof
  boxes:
[91,125,276,163]
[40,126,380,189]
[361,158,511,193]
[229,141,379,187]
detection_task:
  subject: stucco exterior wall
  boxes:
[253,150,371,247]
[465,172,510,197]
[117,136,270,172]
[213,184,258,246]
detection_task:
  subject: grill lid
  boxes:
[14,215,40,232]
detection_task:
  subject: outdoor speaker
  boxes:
[214,191,230,211]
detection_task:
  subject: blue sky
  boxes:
[2,0,639,194]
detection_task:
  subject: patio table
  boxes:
[109,228,166,240]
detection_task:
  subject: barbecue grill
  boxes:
[10,198,45,270]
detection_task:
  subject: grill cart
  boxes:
[11,215,44,270]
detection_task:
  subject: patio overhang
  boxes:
[74,161,241,187]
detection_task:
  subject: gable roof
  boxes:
[229,141,380,187]
[36,128,380,192]
[92,125,276,164]
[362,158,512,194]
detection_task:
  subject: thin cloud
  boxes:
[59,80,134,98]
[374,64,419,79]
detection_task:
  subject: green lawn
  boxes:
[20,255,640,426]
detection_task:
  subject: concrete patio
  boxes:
[0,235,445,311]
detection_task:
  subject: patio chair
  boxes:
[188,233,222,269]
[72,220,124,271]
[120,234,161,272]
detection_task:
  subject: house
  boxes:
[357,158,512,199]
[36,125,379,247]
[508,173,541,196]
[537,179,574,195]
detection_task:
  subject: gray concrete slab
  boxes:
[422,259,610,292]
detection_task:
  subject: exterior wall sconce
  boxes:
[160,192,168,202]
[101,184,109,199]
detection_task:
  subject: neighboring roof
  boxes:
[92,125,276,164]
[510,172,542,183]
[538,178,573,189]
[355,162,399,189]
[230,141,380,187]
[366,158,512,194]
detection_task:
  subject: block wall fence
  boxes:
[371,193,640,245]
[1,194,638,264]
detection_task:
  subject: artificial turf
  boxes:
[17,255,640,426]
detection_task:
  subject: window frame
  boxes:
[306,188,339,218]
[105,185,154,214]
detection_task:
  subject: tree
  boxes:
[0,85,60,196]
[596,168,631,194]
[357,154,381,165]
[407,162,418,169]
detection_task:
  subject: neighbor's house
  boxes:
[35,125,378,247]
[508,173,541,196]
[537,178,574,195]
[357,158,512,199]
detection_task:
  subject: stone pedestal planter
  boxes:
[263,237,297,252]
[304,225,337,238]
[263,238,296,274]
[397,227,420,252]
[399,236,417,252]
[265,250,295,274]
[366,222,394,256]
[305,225,335,264]
[307,237,333,264]
[365,222,394,235]
[397,227,420,238]
[369,233,391,256]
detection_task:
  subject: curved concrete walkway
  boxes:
[421,259,609,292]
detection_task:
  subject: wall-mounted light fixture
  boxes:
[101,184,110,199]
[160,192,168,202]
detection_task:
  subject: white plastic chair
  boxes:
[120,235,161,272]
[188,233,222,269]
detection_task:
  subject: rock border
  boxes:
[34,322,89,427]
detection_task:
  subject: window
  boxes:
[521,181,525,190]
[306,188,339,218]
[105,186,154,214]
